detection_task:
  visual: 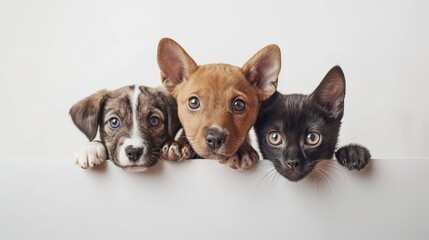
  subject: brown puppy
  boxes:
[70,85,180,172]
[157,38,281,170]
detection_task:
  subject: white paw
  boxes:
[73,141,107,169]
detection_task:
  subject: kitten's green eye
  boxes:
[267,131,283,146]
[306,132,321,146]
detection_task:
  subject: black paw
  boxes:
[335,144,371,171]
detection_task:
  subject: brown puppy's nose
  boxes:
[125,146,143,162]
[205,128,226,150]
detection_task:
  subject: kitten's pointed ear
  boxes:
[242,44,281,101]
[310,66,346,119]
[157,38,198,93]
[259,91,281,116]
[70,90,108,140]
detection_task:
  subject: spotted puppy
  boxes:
[70,85,180,172]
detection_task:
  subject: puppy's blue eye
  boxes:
[306,132,321,146]
[188,97,200,110]
[149,115,160,127]
[109,117,120,129]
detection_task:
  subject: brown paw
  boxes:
[222,146,259,171]
[161,141,193,161]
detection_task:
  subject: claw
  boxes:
[74,141,107,169]
[161,140,193,162]
[335,144,371,171]
[221,143,259,171]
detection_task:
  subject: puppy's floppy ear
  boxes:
[158,89,181,139]
[310,66,346,119]
[157,38,198,92]
[70,90,108,141]
[242,44,281,101]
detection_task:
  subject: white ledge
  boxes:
[0,158,428,240]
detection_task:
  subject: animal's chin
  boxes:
[192,144,233,160]
[201,152,229,160]
[111,156,157,172]
[189,134,245,160]
[122,166,149,172]
[201,148,240,160]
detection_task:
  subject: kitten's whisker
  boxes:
[272,171,280,192]
[318,167,340,189]
[317,169,335,196]
[269,170,277,191]
[317,161,344,174]
[253,160,274,169]
[257,168,276,193]
[316,160,347,183]
[310,169,321,193]
[314,169,329,195]
[250,164,273,176]
[307,170,319,194]
[267,169,277,192]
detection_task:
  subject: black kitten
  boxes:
[254,66,371,182]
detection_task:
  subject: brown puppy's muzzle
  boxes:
[205,128,227,150]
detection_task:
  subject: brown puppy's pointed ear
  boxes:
[69,90,108,141]
[157,38,198,92]
[310,66,346,119]
[242,44,281,101]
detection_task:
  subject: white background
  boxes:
[1,0,428,239]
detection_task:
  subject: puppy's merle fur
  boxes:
[70,85,180,172]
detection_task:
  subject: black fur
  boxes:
[336,144,371,170]
[254,66,371,181]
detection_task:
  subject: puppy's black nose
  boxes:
[125,146,143,162]
[205,128,226,150]
[285,160,299,170]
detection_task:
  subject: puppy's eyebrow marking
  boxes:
[231,89,247,99]
[188,90,201,96]
[130,85,141,139]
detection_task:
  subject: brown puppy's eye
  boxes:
[188,97,200,110]
[149,115,160,127]
[267,131,283,146]
[306,132,321,146]
[232,99,246,113]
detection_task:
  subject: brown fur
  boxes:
[157,38,281,170]
[69,89,108,140]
